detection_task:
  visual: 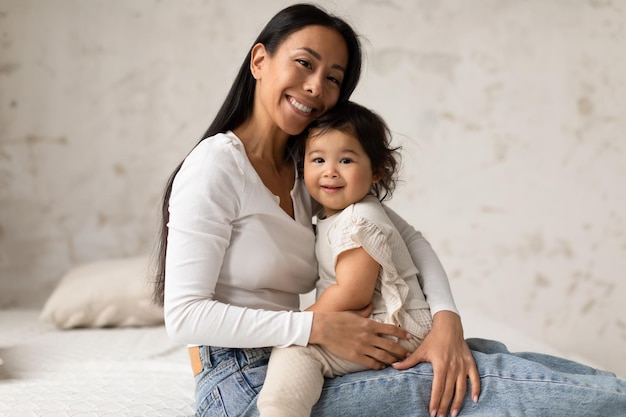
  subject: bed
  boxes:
[0,309,195,417]
[0,257,600,417]
[0,256,195,417]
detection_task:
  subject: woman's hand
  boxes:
[309,306,412,370]
[392,311,480,417]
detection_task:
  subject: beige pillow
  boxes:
[40,255,164,329]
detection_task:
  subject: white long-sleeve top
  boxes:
[164,131,457,348]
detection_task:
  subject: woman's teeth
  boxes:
[289,97,312,113]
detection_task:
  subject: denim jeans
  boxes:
[193,339,626,417]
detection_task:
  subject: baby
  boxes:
[258,101,433,417]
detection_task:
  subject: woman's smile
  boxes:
[288,96,314,114]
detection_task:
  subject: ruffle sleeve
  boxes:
[327,215,410,327]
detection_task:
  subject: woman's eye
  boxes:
[327,76,342,86]
[296,59,312,69]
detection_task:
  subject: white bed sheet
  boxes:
[0,309,195,417]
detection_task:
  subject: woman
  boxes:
[154,4,626,417]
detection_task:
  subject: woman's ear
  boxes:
[250,43,267,80]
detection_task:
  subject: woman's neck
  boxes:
[233,119,296,218]
[233,119,290,167]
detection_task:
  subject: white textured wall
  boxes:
[1,0,624,377]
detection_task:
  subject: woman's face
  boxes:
[251,25,349,136]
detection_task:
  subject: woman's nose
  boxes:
[304,74,323,97]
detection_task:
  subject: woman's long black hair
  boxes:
[153,3,363,305]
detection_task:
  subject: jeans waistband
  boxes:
[189,346,272,376]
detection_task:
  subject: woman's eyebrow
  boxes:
[299,47,346,72]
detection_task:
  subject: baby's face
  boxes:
[303,129,379,217]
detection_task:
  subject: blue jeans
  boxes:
[193,339,626,416]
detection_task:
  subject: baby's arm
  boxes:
[306,247,379,313]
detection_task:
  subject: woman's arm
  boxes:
[383,205,480,417]
[383,205,458,315]
[164,137,313,348]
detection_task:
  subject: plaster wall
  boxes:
[1,0,624,377]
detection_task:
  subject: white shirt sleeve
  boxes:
[164,137,312,348]
[383,205,459,316]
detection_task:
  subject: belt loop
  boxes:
[203,346,213,368]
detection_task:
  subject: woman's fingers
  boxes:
[370,321,412,357]
[449,370,468,417]
[432,359,456,417]
[311,312,411,369]
[357,320,411,365]
[469,360,481,403]
[390,311,482,417]
[428,361,446,417]
[313,310,482,416]
[430,349,479,417]
[369,338,409,365]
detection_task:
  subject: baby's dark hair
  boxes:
[296,101,400,201]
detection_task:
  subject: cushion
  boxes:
[40,255,164,329]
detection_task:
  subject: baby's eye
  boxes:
[339,158,353,164]
[296,59,312,69]
[312,157,325,164]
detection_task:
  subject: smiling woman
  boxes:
[150,3,626,417]
[229,25,349,218]
[245,25,348,137]
[152,4,479,416]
